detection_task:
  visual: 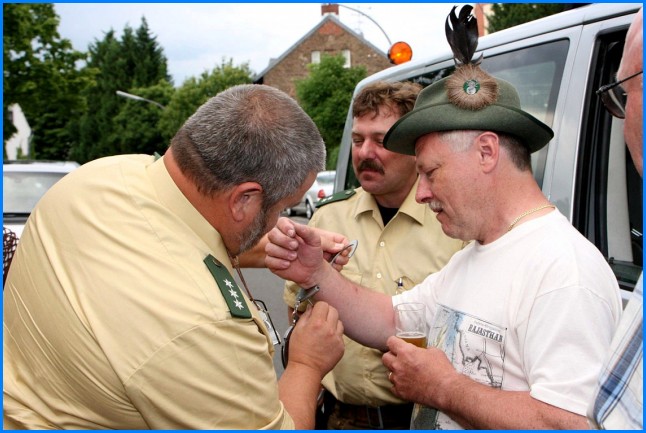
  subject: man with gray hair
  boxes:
[4,84,345,429]
[284,80,463,429]
[264,7,622,429]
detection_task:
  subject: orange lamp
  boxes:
[388,41,413,65]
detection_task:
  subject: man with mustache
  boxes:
[3,84,346,429]
[284,81,464,430]
[267,56,623,428]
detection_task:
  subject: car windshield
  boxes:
[3,172,68,214]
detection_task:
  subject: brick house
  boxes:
[254,4,392,98]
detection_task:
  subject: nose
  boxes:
[415,177,433,204]
[357,139,378,160]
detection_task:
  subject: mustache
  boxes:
[358,159,385,175]
[428,200,443,213]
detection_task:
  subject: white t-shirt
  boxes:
[394,210,622,430]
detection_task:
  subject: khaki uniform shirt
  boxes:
[284,182,464,406]
[4,155,294,429]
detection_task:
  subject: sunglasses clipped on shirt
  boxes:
[596,70,643,119]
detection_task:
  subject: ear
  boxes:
[229,182,263,223]
[476,132,500,174]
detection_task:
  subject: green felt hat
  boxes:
[383,76,554,155]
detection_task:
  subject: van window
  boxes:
[576,29,642,294]
[480,40,569,187]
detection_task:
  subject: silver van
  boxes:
[335,3,642,302]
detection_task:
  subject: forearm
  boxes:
[437,375,588,429]
[278,302,344,428]
[278,362,324,429]
[313,265,394,350]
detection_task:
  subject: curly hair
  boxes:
[352,81,423,119]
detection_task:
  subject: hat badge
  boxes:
[463,79,480,95]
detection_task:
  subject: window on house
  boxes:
[311,51,321,64]
[342,50,351,68]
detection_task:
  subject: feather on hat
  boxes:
[383,5,554,155]
[445,5,498,110]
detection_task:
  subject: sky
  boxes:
[54,3,457,86]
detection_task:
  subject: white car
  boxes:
[286,170,336,219]
[3,160,80,239]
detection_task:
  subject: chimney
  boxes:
[321,3,339,16]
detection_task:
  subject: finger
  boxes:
[264,255,292,271]
[266,225,299,251]
[331,232,350,247]
[330,261,344,272]
[276,217,297,237]
[386,335,404,354]
[336,319,344,337]
[324,302,339,323]
[382,350,395,371]
[318,228,349,254]
[292,223,322,249]
[328,253,350,267]
[264,241,297,261]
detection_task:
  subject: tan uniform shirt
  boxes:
[4,155,294,429]
[284,183,464,406]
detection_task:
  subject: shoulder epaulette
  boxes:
[316,189,356,208]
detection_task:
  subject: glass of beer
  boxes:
[394,302,428,348]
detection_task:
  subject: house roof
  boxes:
[253,13,388,81]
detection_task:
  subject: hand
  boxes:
[312,226,350,270]
[287,302,345,377]
[265,218,329,288]
[382,336,459,409]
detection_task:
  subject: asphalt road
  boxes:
[233,215,309,378]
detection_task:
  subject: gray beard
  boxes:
[238,206,269,254]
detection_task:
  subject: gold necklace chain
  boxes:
[507,204,555,232]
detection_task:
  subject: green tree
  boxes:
[71,19,171,163]
[3,3,93,160]
[487,4,585,33]
[158,58,253,144]
[71,30,123,163]
[295,54,366,170]
[112,80,175,155]
[133,18,171,88]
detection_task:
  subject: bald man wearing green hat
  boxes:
[264,6,622,430]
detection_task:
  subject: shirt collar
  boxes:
[146,156,231,270]
[353,177,426,225]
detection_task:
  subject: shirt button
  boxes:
[379,241,385,247]
[376,273,382,279]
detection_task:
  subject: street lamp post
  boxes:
[115,90,165,109]
[333,4,412,65]
[336,4,392,47]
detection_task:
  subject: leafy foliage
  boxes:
[3,3,93,160]
[487,4,583,33]
[112,80,175,155]
[295,55,366,169]
[158,59,253,144]
[70,19,172,163]
[5,8,363,170]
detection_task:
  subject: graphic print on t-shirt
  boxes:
[411,304,507,430]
